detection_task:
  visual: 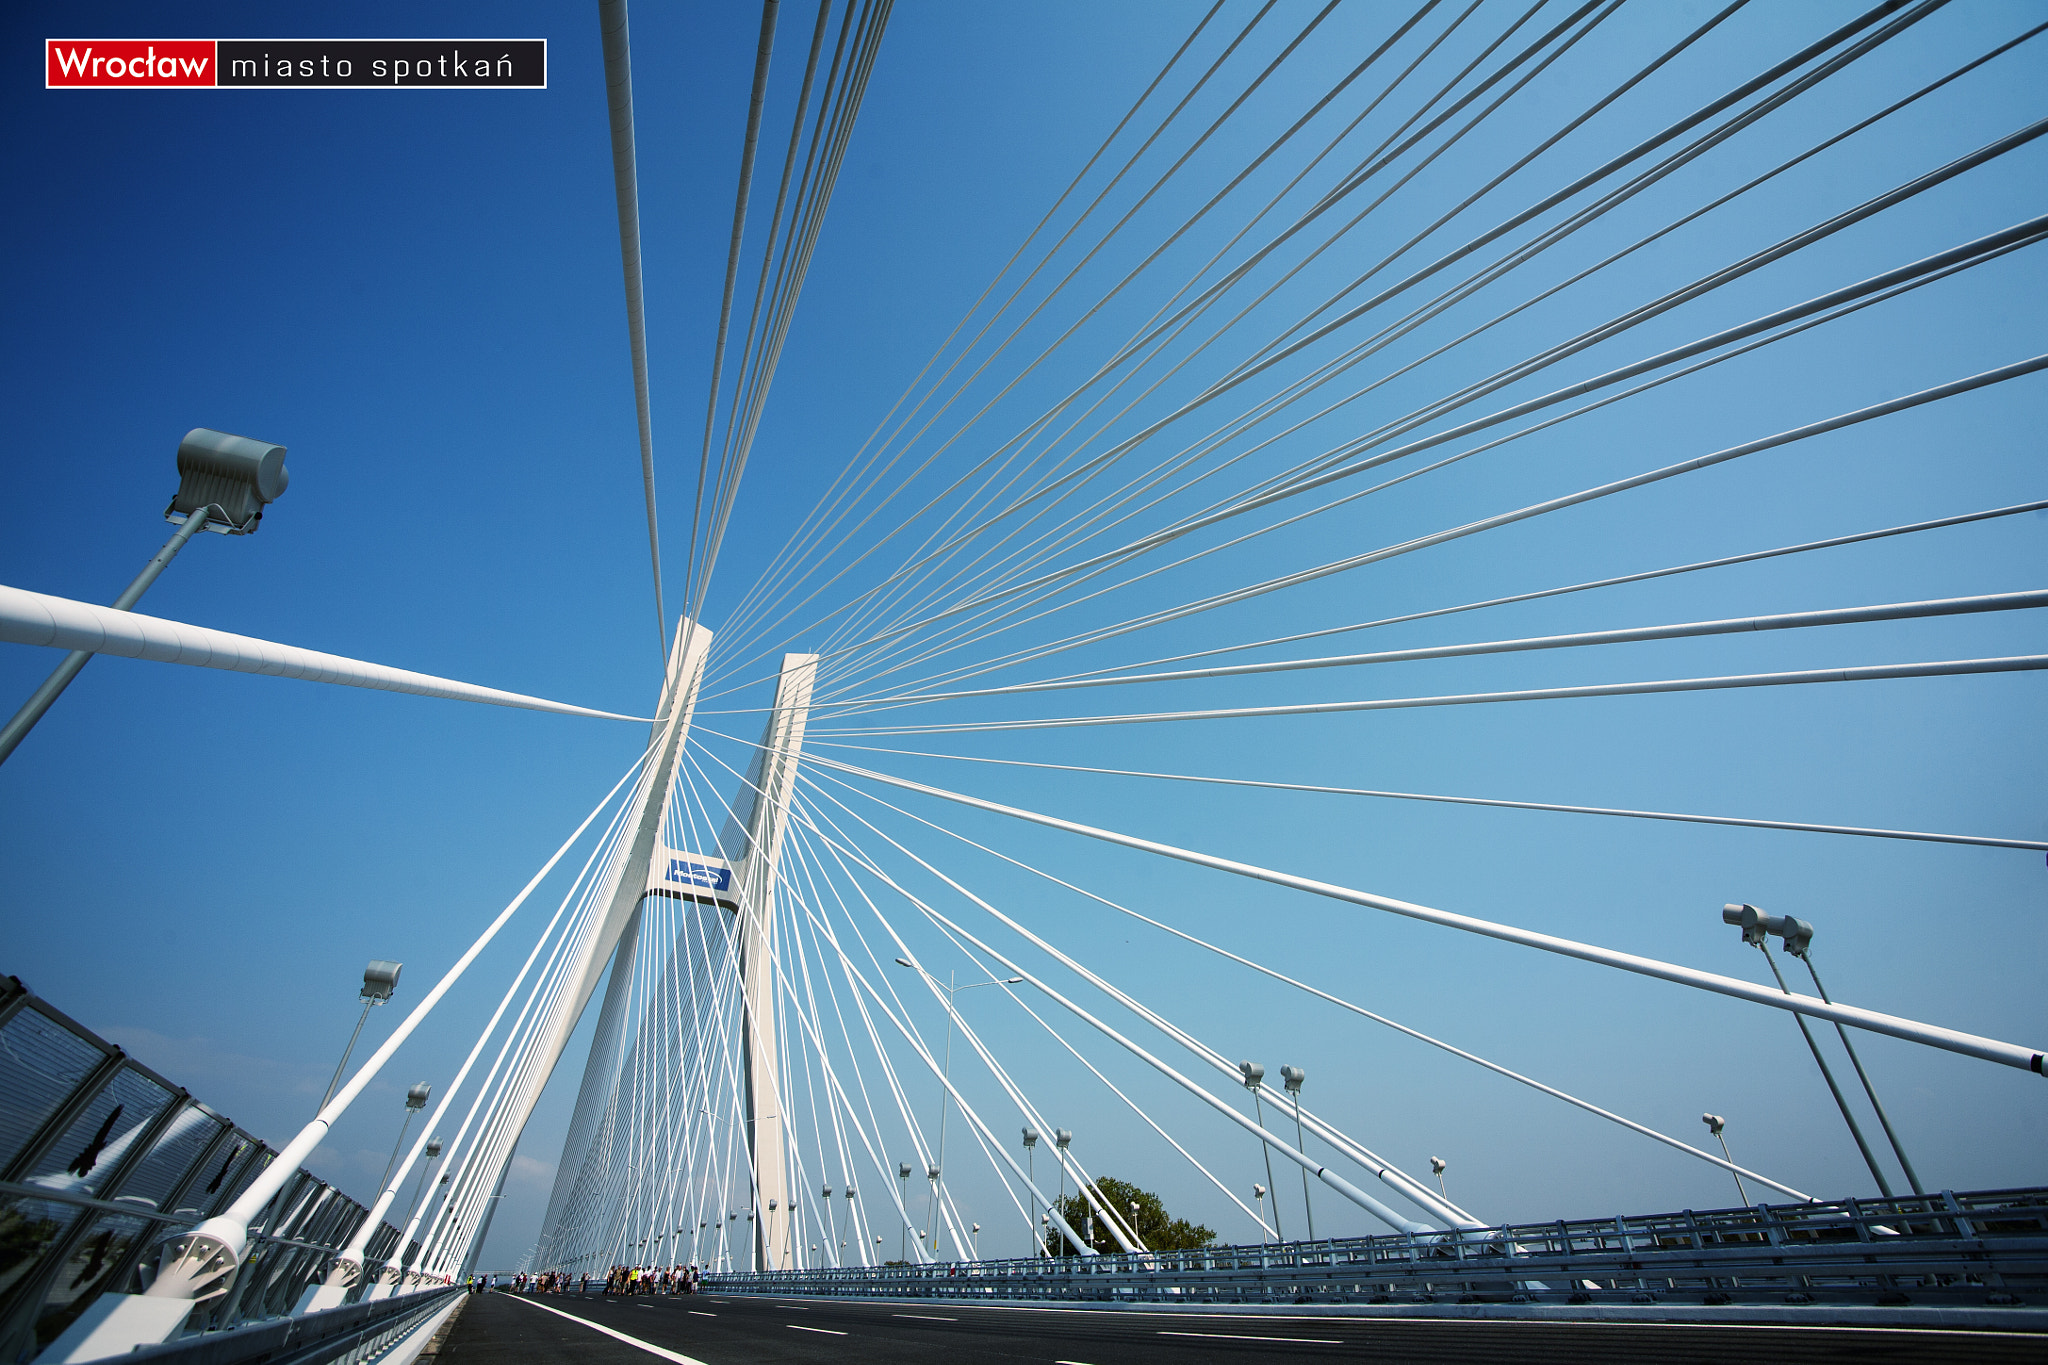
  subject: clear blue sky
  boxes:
[2,0,2042,1271]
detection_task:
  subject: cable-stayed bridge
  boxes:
[3,1,2045,1360]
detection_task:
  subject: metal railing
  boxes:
[112,1286,462,1365]
[0,976,410,1361]
[704,1187,2048,1309]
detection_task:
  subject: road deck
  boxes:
[435,1289,2048,1363]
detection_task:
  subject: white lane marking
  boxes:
[892,1313,958,1321]
[504,1294,713,1364]
[789,1324,848,1335]
[1159,1331,1342,1344]
[688,1310,717,1316]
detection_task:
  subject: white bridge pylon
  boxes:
[536,646,817,1273]
[521,620,712,1270]
[720,653,818,1271]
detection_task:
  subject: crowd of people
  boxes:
[598,1263,704,1295]
[468,1265,709,1296]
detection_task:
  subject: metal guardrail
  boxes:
[0,976,409,1361]
[112,1286,462,1365]
[705,1186,2048,1309]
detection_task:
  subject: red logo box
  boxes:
[47,40,217,87]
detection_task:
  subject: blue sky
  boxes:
[2,0,2043,1271]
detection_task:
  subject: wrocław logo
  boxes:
[46,40,546,89]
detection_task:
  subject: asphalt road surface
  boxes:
[434,1290,2046,1363]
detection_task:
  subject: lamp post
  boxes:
[0,428,290,767]
[1053,1129,1072,1254]
[1701,1115,1749,1205]
[321,961,402,1111]
[971,1222,980,1260]
[402,1137,443,1233]
[1279,1065,1314,1240]
[1239,1062,1283,1241]
[1022,1127,1039,1257]
[823,1185,836,1267]
[897,1163,912,1263]
[1252,1183,1269,1246]
[1429,1156,1448,1201]
[1724,905,1924,1195]
[1721,905,1892,1196]
[378,1083,432,1193]
[894,958,1020,1258]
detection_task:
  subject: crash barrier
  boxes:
[103,1285,462,1365]
[0,976,411,1361]
[705,1186,2048,1309]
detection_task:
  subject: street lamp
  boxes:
[1021,1127,1040,1256]
[1721,904,1923,1196]
[897,1162,912,1263]
[1053,1129,1072,1254]
[1701,1114,1749,1205]
[894,958,1021,1258]
[402,1137,443,1231]
[0,427,290,766]
[1279,1064,1315,1240]
[1429,1155,1448,1200]
[378,1082,432,1192]
[1252,1183,1269,1246]
[971,1222,980,1260]
[1721,904,1895,1196]
[320,961,403,1111]
[1239,1062,1283,1241]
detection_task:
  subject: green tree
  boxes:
[1044,1176,1212,1256]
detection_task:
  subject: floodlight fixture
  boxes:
[1720,904,1811,955]
[1279,1064,1305,1094]
[405,1082,431,1111]
[170,427,290,534]
[362,962,403,1002]
[1238,1060,1265,1089]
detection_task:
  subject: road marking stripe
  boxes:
[789,1324,848,1335]
[893,1313,958,1320]
[688,1310,716,1316]
[505,1294,713,1364]
[1160,1331,1342,1344]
